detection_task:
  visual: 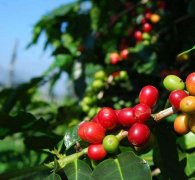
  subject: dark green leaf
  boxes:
[64,125,80,150]
[44,173,61,180]
[177,132,195,150]
[185,152,195,177]
[64,159,92,180]
[90,151,151,180]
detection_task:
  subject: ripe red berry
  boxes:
[110,52,121,64]
[186,72,195,96]
[92,114,99,123]
[98,107,118,129]
[120,49,129,60]
[128,123,150,146]
[145,12,152,20]
[87,144,107,160]
[134,31,143,41]
[114,109,121,116]
[118,108,136,127]
[78,122,105,144]
[134,103,151,123]
[169,90,188,109]
[142,23,152,32]
[139,85,159,107]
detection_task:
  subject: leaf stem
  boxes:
[46,148,88,169]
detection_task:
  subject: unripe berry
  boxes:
[180,96,195,114]
[103,135,119,153]
[174,114,190,134]
[110,52,121,64]
[186,72,195,96]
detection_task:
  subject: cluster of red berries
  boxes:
[78,85,159,161]
[164,73,195,134]
[109,49,129,65]
[109,0,165,65]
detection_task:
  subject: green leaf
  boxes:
[185,152,195,177]
[177,132,195,150]
[140,150,154,166]
[90,151,151,180]
[64,125,80,150]
[44,173,61,180]
[44,2,79,21]
[64,159,92,180]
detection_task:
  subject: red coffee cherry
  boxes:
[78,122,105,144]
[142,23,152,32]
[134,31,143,41]
[88,144,107,161]
[120,49,129,60]
[118,108,136,127]
[139,85,159,107]
[128,123,150,146]
[98,107,118,129]
[169,90,188,109]
[134,103,151,123]
[110,52,121,64]
[186,72,195,96]
[92,114,99,123]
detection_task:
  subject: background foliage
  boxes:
[0,0,195,179]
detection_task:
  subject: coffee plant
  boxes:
[0,0,195,179]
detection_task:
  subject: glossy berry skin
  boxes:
[139,85,159,107]
[110,52,121,64]
[103,135,119,153]
[118,108,136,127]
[169,90,188,109]
[88,144,107,161]
[142,23,152,32]
[163,75,185,91]
[174,114,190,134]
[134,133,155,153]
[134,104,151,123]
[98,107,118,129]
[186,72,195,96]
[180,96,195,114]
[78,122,105,144]
[128,123,150,146]
[134,31,142,41]
[92,114,99,123]
[120,49,129,60]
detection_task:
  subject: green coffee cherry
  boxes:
[94,70,106,80]
[163,75,185,91]
[103,135,119,153]
[92,80,105,90]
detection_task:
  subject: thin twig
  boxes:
[151,107,177,122]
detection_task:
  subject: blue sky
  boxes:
[0,0,74,84]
